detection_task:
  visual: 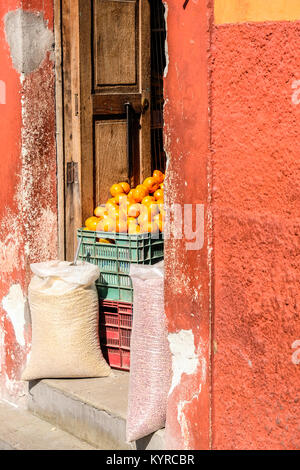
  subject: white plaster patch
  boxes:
[2,285,26,347]
[177,387,202,448]
[4,9,54,75]
[168,329,199,395]
[0,321,4,375]
[291,79,300,105]
[163,3,169,78]
[2,371,28,407]
[0,80,6,104]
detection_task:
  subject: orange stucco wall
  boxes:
[215,0,300,25]
[211,1,300,450]
[0,0,57,405]
[164,0,300,450]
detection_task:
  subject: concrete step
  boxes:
[28,370,165,450]
[0,401,95,450]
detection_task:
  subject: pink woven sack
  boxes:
[126,261,172,442]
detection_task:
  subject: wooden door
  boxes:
[61,0,151,259]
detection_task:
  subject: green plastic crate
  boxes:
[77,228,164,302]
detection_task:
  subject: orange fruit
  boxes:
[97,238,113,244]
[160,182,164,190]
[143,177,159,194]
[160,210,166,222]
[142,195,155,206]
[140,221,159,234]
[138,207,152,225]
[153,188,164,200]
[96,217,116,232]
[107,204,120,217]
[138,213,148,226]
[114,193,128,206]
[106,198,117,209]
[116,219,128,233]
[153,170,164,184]
[85,216,98,226]
[157,200,164,213]
[119,182,130,194]
[157,201,164,215]
[94,206,108,218]
[128,223,141,235]
[127,189,135,202]
[120,201,131,216]
[118,208,128,221]
[136,183,149,194]
[128,216,138,225]
[85,216,100,231]
[128,203,141,218]
[148,202,160,217]
[133,185,148,203]
[110,183,125,197]
[109,206,127,222]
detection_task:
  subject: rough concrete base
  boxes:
[0,401,95,450]
[28,371,165,450]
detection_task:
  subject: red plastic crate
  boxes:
[99,299,133,371]
[120,329,131,349]
[101,347,131,371]
[100,326,119,347]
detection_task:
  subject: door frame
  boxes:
[54,0,65,260]
[54,0,152,260]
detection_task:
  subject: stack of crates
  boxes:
[77,228,164,371]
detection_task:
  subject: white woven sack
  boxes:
[126,261,172,442]
[22,260,111,380]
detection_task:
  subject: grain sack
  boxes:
[22,260,111,381]
[126,261,172,442]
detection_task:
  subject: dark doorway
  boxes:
[150,0,166,173]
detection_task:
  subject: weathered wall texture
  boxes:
[0,0,57,406]
[211,10,300,449]
[0,0,298,450]
[163,0,212,450]
[164,0,300,450]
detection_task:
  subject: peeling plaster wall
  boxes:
[5,9,54,75]
[0,0,57,406]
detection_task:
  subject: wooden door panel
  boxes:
[93,93,142,115]
[62,0,151,259]
[94,0,137,88]
[94,120,128,205]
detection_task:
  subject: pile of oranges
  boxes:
[84,170,165,234]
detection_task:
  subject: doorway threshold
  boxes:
[28,371,165,450]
